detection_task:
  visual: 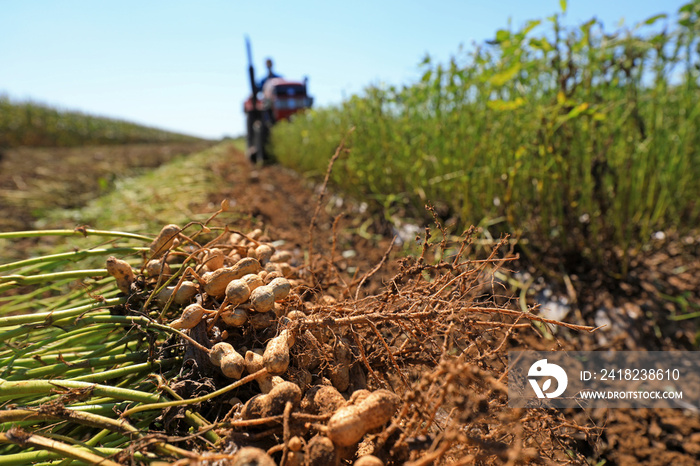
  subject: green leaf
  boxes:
[529,37,554,52]
[523,19,542,35]
[487,97,526,111]
[566,102,589,119]
[559,0,567,13]
[495,29,511,43]
[489,63,522,86]
[644,13,667,25]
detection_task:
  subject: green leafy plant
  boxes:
[272,1,700,277]
[0,96,205,148]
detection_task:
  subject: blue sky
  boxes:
[1,0,688,140]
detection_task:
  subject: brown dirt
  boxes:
[2,141,700,464]
[0,141,214,231]
[205,145,700,465]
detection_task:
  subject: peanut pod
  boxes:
[240,381,302,419]
[106,256,135,294]
[149,224,180,258]
[268,276,291,302]
[170,303,207,329]
[249,284,275,312]
[326,389,401,447]
[203,257,262,298]
[263,329,295,375]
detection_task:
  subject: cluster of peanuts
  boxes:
[106,223,402,465]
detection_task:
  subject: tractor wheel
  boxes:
[246,114,259,164]
[253,121,266,165]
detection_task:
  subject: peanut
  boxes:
[249,285,275,312]
[241,273,264,291]
[245,350,283,393]
[202,257,262,298]
[225,279,250,306]
[295,330,322,370]
[268,276,291,302]
[220,350,245,379]
[270,250,293,263]
[248,228,263,240]
[149,224,180,258]
[156,281,197,306]
[326,389,401,447]
[249,311,275,329]
[240,380,301,419]
[145,259,170,278]
[306,435,338,466]
[328,338,352,392]
[170,303,206,329]
[106,256,134,294]
[287,310,306,321]
[354,456,384,466]
[221,307,248,327]
[210,342,235,367]
[263,329,294,375]
[254,244,275,265]
[229,447,276,466]
[203,248,225,271]
[210,342,244,378]
[286,451,305,466]
[288,436,303,452]
[303,385,347,416]
[266,261,293,277]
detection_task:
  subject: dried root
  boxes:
[103,222,594,465]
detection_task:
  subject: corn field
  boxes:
[272,1,700,275]
[0,96,203,148]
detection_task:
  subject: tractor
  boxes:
[244,37,313,164]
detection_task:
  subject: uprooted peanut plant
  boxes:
[0,202,596,465]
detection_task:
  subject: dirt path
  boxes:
[204,145,399,297]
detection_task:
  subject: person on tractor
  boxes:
[257,58,281,92]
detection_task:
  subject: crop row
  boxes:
[271,1,700,275]
[0,96,203,148]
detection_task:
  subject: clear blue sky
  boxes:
[1,0,687,140]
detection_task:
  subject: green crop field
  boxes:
[0,96,205,148]
[271,1,700,276]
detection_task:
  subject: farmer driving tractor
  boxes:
[244,38,313,164]
[258,58,281,92]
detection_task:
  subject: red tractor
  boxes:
[244,38,313,164]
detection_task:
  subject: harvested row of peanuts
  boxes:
[105,223,402,465]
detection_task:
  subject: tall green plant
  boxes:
[272,1,700,276]
[0,96,205,148]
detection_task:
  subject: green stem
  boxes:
[0,408,138,436]
[53,314,211,354]
[120,368,266,418]
[0,379,161,404]
[0,269,109,291]
[0,430,122,466]
[69,358,179,383]
[0,447,150,466]
[0,228,153,242]
[0,297,122,328]
[0,247,148,274]
[16,352,148,379]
